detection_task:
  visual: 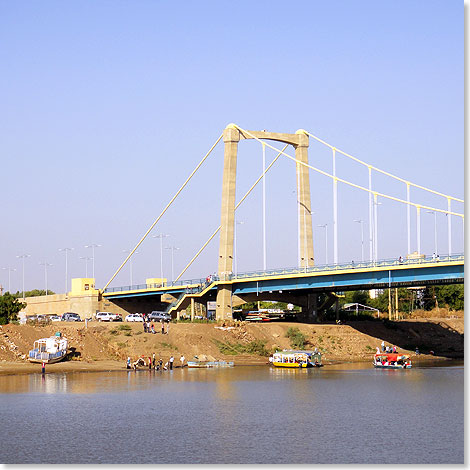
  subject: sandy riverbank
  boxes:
[0,316,463,376]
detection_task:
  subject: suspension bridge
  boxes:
[101,124,464,320]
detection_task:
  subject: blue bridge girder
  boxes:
[102,254,464,302]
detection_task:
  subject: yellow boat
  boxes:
[270,349,322,368]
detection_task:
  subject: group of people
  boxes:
[143,319,169,335]
[127,353,186,371]
[377,341,397,354]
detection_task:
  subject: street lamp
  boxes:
[354,219,364,262]
[165,246,179,283]
[2,267,16,293]
[16,253,31,299]
[372,199,382,262]
[234,220,244,277]
[426,210,438,256]
[39,262,53,296]
[80,256,93,278]
[122,249,139,286]
[84,244,101,280]
[317,224,328,265]
[58,247,74,293]
[152,234,170,280]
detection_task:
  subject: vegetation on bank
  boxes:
[10,289,55,298]
[213,339,270,356]
[0,294,26,325]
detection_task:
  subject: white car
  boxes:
[50,315,62,322]
[125,313,143,322]
[95,312,115,322]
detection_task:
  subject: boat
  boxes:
[187,360,234,368]
[28,332,68,364]
[270,349,323,368]
[373,353,412,369]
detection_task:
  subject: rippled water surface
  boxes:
[0,362,463,464]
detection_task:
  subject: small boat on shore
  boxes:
[373,353,412,369]
[270,350,323,368]
[187,360,234,368]
[28,332,68,364]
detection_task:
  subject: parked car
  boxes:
[95,312,114,322]
[148,311,171,322]
[62,312,82,322]
[50,315,62,322]
[125,313,143,322]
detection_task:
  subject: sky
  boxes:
[0,0,464,294]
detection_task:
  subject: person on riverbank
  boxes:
[381,341,385,352]
[126,357,131,369]
[376,346,380,354]
[161,320,165,334]
[151,323,155,334]
[152,353,156,368]
[159,358,163,370]
[180,355,185,368]
[166,320,170,334]
[169,355,174,370]
[143,321,147,333]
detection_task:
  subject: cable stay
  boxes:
[233,126,464,218]
[101,133,223,292]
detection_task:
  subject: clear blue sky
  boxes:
[0,0,463,293]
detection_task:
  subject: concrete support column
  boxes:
[295,132,314,267]
[216,126,240,320]
[190,297,195,322]
[303,292,317,322]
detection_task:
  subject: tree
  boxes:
[0,293,26,325]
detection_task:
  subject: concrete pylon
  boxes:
[215,125,314,320]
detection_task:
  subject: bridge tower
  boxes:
[216,125,314,320]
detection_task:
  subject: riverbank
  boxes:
[0,316,463,375]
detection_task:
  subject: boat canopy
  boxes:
[374,353,410,361]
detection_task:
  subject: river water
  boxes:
[0,361,463,464]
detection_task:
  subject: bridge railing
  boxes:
[103,253,463,294]
[232,253,464,280]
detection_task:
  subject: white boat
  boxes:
[187,360,234,368]
[28,333,68,364]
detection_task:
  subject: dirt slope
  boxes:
[0,316,463,372]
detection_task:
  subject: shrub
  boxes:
[286,327,307,350]
[213,339,270,356]
[118,324,131,331]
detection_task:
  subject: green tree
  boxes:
[0,293,26,325]
[13,289,55,298]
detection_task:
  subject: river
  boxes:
[0,361,463,464]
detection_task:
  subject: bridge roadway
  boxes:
[102,254,464,316]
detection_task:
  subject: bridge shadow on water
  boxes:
[338,319,464,359]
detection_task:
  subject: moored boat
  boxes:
[187,360,234,368]
[373,353,412,369]
[28,332,68,364]
[270,349,322,368]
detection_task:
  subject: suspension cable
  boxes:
[234,126,464,218]
[101,134,223,292]
[173,144,289,282]
[305,131,464,203]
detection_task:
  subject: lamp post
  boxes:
[165,246,179,284]
[84,244,101,280]
[80,256,92,278]
[16,254,31,299]
[58,247,74,293]
[234,220,244,277]
[122,249,139,286]
[39,262,53,296]
[317,224,328,265]
[152,234,170,280]
[354,219,364,262]
[2,267,16,293]
[373,198,382,262]
[426,210,438,256]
